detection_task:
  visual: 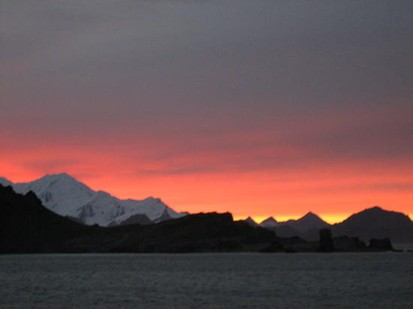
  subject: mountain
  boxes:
[0,177,12,186]
[1,185,398,253]
[243,217,258,227]
[333,206,413,243]
[118,214,153,226]
[0,184,90,253]
[259,209,413,243]
[3,173,186,226]
[260,217,278,229]
[259,213,330,239]
[0,185,276,253]
[279,212,330,233]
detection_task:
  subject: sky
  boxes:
[1,0,413,223]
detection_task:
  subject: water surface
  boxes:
[1,253,412,308]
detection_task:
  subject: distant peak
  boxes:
[303,211,318,218]
[349,206,386,217]
[261,217,278,224]
[37,173,83,184]
[245,216,257,223]
[30,173,94,192]
[243,216,258,226]
[44,173,75,180]
[366,206,384,212]
[142,196,162,203]
[297,212,329,227]
[357,206,404,216]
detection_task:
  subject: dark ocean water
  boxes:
[0,253,412,308]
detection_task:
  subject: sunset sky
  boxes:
[1,1,412,223]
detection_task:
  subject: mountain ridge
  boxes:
[278,211,330,233]
[0,185,276,253]
[332,206,413,243]
[2,174,412,243]
[249,207,413,243]
[3,173,186,227]
[0,185,399,253]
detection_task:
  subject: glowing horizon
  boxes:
[2,169,412,225]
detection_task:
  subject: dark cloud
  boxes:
[1,0,412,174]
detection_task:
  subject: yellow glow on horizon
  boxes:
[318,214,348,224]
[236,213,413,225]
[235,214,349,225]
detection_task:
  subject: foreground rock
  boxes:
[260,229,396,253]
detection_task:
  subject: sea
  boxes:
[1,253,412,308]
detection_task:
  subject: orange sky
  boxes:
[1,1,413,224]
[1,142,412,224]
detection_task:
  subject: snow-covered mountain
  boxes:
[2,173,186,226]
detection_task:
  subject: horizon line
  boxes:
[2,173,412,225]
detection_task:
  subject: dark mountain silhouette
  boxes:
[243,217,258,227]
[332,206,413,243]
[0,185,276,253]
[0,185,91,253]
[259,212,330,240]
[279,212,330,233]
[126,212,276,253]
[259,217,278,229]
[0,185,403,253]
[117,214,152,226]
[274,225,303,238]
[257,208,413,243]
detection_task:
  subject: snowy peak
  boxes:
[12,173,95,215]
[0,177,12,186]
[29,173,93,193]
[4,173,186,227]
[40,173,76,181]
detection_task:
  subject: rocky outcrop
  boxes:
[319,228,334,252]
[333,236,367,252]
[369,238,393,251]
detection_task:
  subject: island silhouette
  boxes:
[2,184,411,254]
